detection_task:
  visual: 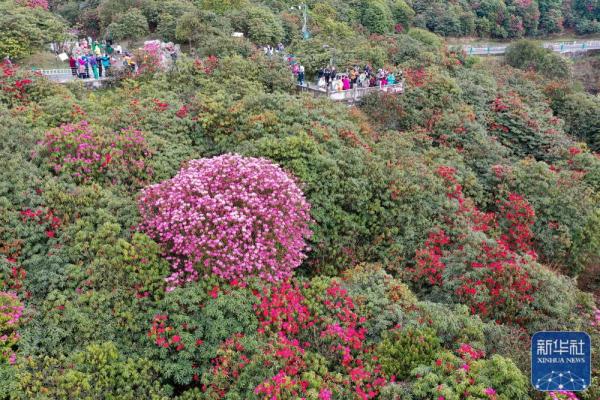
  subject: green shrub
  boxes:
[505,40,572,80]
[12,342,169,399]
[361,0,394,34]
[107,8,149,40]
[0,3,66,59]
[239,6,284,44]
[376,327,441,379]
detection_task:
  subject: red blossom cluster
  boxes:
[1,61,34,103]
[20,207,61,239]
[147,314,185,351]
[409,166,537,325]
[152,99,169,112]
[403,68,427,88]
[193,56,219,75]
[255,282,314,336]
[253,281,386,399]
[150,280,387,398]
[497,193,536,254]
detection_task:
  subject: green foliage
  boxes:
[389,0,415,28]
[200,0,247,14]
[496,159,599,276]
[107,8,149,40]
[2,2,599,397]
[411,351,530,400]
[505,40,572,80]
[147,282,259,386]
[0,3,66,59]
[238,6,285,44]
[12,342,169,399]
[361,0,394,34]
[547,88,600,150]
[376,327,441,379]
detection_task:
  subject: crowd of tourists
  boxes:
[64,38,130,79]
[315,65,403,91]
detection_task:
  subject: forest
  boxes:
[0,0,599,399]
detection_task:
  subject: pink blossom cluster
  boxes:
[138,154,312,287]
[0,292,23,365]
[15,0,48,9]
[39,121,153,185]
[591,308,600,328]
[547,391,579,400]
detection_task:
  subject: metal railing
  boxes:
[39,68,113,83]
[463,40,600,56]
[297,81,404,102]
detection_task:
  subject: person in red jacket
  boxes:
[68,55,77,76]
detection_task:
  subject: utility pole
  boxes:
[291,4,310,40]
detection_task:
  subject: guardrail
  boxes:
[39,68,113,84]
[463,40,600,56]
[297,82,404,102]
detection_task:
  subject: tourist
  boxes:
[77,56,86,78]
[318,74,326,88]
[69,55,77,76]
[324,67,331,88]
[342,75,351,91]
[298,65,305,86]
[333,76,343,92]
[369,74,376,87]
[89,53,99,79]
[358,71,367,88]
[350,68,357,88]
[96,54,103,77]
[101,54,111,76]
[387,71,396,85]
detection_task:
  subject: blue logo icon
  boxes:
[531,331,591,391]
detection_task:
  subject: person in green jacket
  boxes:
[100,54,111,76]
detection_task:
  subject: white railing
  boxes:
[39,68,113,83]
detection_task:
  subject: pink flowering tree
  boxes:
[15,0,48,9]
[0,291,24,364]
[138,154,312,288]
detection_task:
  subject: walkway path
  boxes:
[461,40,600,56]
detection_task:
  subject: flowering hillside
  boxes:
[0,1,599,399]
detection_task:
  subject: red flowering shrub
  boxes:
[487,91,572,161]
[138,154,312,288]
[0,61,36,107]
[408,166,537,326]
[20,207,61,239]
[38,121,153,186]
[149,278,387,398]
[497,193,536,254]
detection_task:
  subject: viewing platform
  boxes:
[296,81,404,103]
[39,68,113,88]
